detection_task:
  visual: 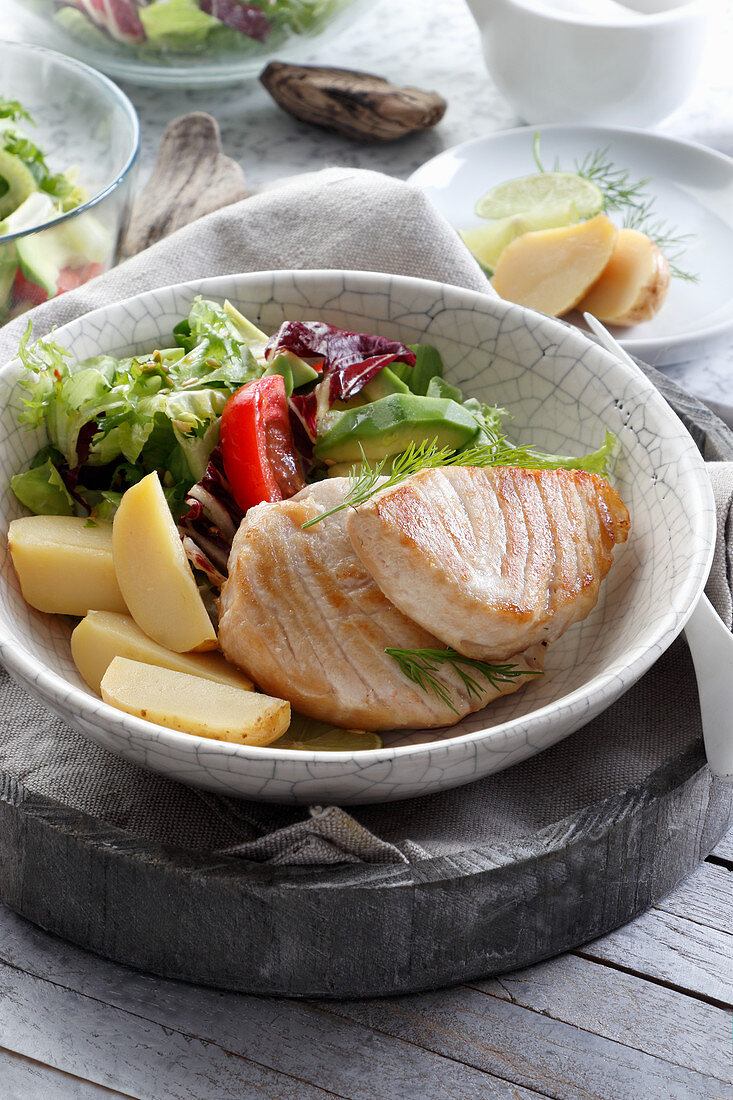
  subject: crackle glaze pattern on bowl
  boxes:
[0,271,716,804]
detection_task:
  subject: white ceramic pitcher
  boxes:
[465,0,708,126]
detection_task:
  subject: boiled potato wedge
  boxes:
[492,214,618,317]
[112,472,217,653]
[72,611,253,696]
[101,657,289,746]
[8,515,127,617]
[577,228,670,326]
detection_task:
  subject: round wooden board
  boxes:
[1,364,732,1000]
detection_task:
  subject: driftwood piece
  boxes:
[260,62,447,143]
[121,113,248,258]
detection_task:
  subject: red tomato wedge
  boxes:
[220,375,305,514]
[13,262,105,307]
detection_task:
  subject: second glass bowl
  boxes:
[11,0,372,87]
[0,41,139,325]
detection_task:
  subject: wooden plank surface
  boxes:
[0,829,730,1099]
[577,908,732,1007]
[0,906,546,1100]
[709,828,733,864]
[0,1048,132,1100]
[322,985,729,1100]
[656,861,732,936]
[472,953,732,1083]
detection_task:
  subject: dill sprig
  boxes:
[574,145,650,215]
[533,134,697,282]
[301,429,551,529]
[384,646,541,715]
[622,197,698,283]
[301,438,454,529]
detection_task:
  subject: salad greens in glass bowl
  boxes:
[12,0,372,87]
[0,41,139,325]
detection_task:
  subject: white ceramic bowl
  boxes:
[0,270,716,804]
[465,0,708,128]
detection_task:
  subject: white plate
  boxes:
[408,125,733,368]
[0,270,715,804]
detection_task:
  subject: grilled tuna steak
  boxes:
[347,466,630,662]
[218,478,544,730]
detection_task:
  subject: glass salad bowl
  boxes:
[10,1,373,87]
[0,41,139,326]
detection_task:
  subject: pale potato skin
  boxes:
[72,610,253,696]
[578,228,670,326]
[100,657,290,746]
[491,214,618,317]
[8,515,127,617]
[112,472,217,653]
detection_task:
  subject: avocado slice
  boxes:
[265,350,319,393]
[0,151,38,221]
[407,344,445,396]
[360,366,409,402]
[314,393,479,464]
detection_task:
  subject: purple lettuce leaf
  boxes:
[265,321,416,403]
[199,0,271,40]
[57,0,147,44]
[178,446,244,585]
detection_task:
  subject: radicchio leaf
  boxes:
[199,0,271,40]
[288,391,319,448]
[59,0,146,44]
[178,446,244,584]
[265,321,416,403]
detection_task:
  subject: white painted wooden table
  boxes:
[2,1,733,1096]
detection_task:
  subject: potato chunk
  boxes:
[577,228,670,326]
[72,611,254,696]
[101,657,290,746]
[8,515,127,616]
[492,214,618,317]
[112,472,217,653]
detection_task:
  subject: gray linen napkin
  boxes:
[0,166,489,354]
[0,168,730,865]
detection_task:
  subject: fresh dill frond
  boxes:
[574,145,650,214]
[532,133,696,281]
[385,647,542,715]
[300,438,455,529]
[300,429,556,529]
[622,197,698,283]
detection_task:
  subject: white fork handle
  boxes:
[684,593,733,781]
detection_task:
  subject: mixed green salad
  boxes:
[0,97,110,324]
[24,0,355,61]
[12,295,615,586]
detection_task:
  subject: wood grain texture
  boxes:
[0,907,546,1100]
[655,861,732,936]
[0,1048,132,1099]
[709,828,733,864]
[0,738,730,998]
[260,62,447,143]
[578,908,733,1008]
[320,984,729,1099]
[120,113,247,259]
[471,953,733,1084]
[0,959,339,1100]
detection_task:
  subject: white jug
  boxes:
[465,0,708,126]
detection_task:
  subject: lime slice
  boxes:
[460,199,580,270]
[273,713,383,752]
[475,171,603,221]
